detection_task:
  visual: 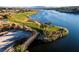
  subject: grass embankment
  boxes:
[7,10,68,41]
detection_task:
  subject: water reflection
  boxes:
[29,10,79,51]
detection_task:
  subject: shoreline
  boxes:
[38,25,69,42]
[0,9,69,51]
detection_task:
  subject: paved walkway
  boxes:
[0,30,32,52]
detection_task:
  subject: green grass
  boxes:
[12,12,37,20]
[8,11,61,33]
[7,11,37,23]
[48,26,60,32]
[9,18,60,32]
[26,22,39,28]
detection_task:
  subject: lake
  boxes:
[29,10,79,52]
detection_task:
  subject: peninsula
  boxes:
[0,7,69,52]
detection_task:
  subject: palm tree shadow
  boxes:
[2,31,30,42]
[0,42,14,52]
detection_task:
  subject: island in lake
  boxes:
[0,6,74,52]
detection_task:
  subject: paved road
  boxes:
[21,30,38,49]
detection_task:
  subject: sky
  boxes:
[0,0,79,7]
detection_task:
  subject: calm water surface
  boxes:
[29,10,79,52]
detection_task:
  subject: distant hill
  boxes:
[0,6,79,14]
[33,6,79,14]
[53,6,79,14]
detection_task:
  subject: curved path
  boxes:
[5,30,38,52]
[21,30,38,50]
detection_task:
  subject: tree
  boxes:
[45,22,52,26]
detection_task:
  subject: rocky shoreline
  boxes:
[37,26,69,42]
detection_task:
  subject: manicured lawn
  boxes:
[48,26,60,32]
[13,12,36,20]
[7,11,61,32]
[8,18,60,32]
[8,11,37,23]
[26,22,39,28]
